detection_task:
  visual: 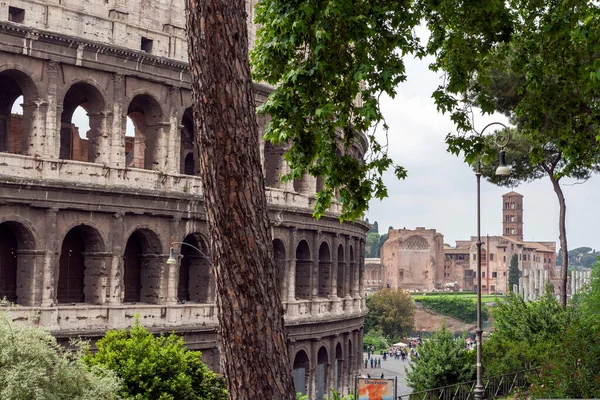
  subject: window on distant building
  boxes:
[8,6,25,23]
[482,272,486,278]
[141,37,153,53]
[490,254,494,261]
[503,271,506,276]
[473,253,476,261]
[503,255,506,262]
[492,272,497,278]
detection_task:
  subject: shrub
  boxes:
[362,330,390,351]
[416,296,488,323]
[84,319,227,400]
[0,312,121,400]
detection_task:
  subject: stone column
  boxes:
[312,231,320,299]
[16,249,46,306]
[309,339,318,400]
[344,235,351,297]
[110,73,125,168]
[287,228,297,301]
[21,99,48,157]
[146,122,171,171]
[87,111,112,164]
[518,277,524,300]
[108,212,124,304]
[166,217,180,305]
[83,252,112,304]
[165,87,180,175]
[358,239,365,297]
[41,208,59,306]
[44,61,60,159]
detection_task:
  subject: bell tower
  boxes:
[502,192,523,241]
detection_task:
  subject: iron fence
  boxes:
[396,369,539,400]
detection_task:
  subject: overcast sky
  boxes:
[365,53,600,251]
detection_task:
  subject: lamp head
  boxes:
[166,247,177,265]
[495,150,510,176]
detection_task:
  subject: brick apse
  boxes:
[0,1,369,398]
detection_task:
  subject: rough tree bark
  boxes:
[545,165,568,307]
[185,1,296,398]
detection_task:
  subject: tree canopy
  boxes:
[508,253,519,292]
[364,289,415,341]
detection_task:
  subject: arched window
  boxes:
[316,347,329,400]
[178,234,212,303]
[123,229,162,304]
[127,94,165,170]
[318,242,331,298]
[292,350,310,396]
[295,240,311,300]
[273,239,286,297]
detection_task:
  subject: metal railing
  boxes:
[396,369,539,400]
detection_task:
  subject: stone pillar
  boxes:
[21,99,48,157]
[83,252,112,304]
[16,249,45,306]
[41,208,59,306]
[87,111,112,164]
[166,217,180,305]
[344,235,351,297]
[519,277,524,300]
[512,284,518,294]
[110,73,125,168]
[165,87,180,175]
[44,61,60,159]
[523,269,529,301]
[358,239,365,297]
[331,234,339,298]
[309,339,318,400]
[287,228,297,301]
[311,231,320,299]
[146,122,171,171]
[108,212,124,304]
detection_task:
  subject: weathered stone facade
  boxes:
[381,227,445,292]
[0,2,367,398]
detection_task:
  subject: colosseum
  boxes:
[0,1,368,398]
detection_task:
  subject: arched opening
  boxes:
[264,140,285,187]
[349,245,356,296]
[316,176,324,192]
[273,239,286,297]
[0,221,36,305]
[316,346,329,400]
[292,350,310,396]
[126,94,164,170]
[318,242,331,298]
[180,107,197,175]
[334,343,343,391]
[178,233,212,303]
[295,240,311,300]
[57,225,105,304]
[123,229,162,304]
[0,70,39,156]
[337,244,345,297]
[60,82,106,162]
[293,172,312,195]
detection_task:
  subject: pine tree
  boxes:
[509,254,519,292]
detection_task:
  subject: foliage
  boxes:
[365,231,389,258]
[482,288,568,377]
[557,247,599,269]
[416,296,488,324]
[531,260,600,398]
[367,220,379,234]
[406,324,475,391]
[84,319,227,400]
[252,0,425,220]
[0,312,121,400]
[362,330,390,352]
[508,254,519,292]
[365,289,415,341]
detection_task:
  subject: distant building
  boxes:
[364,258,384,292]
[378,192,558,294]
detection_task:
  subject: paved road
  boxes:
[359,352,413,396]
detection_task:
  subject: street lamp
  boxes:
[166,241,210,265]
[474,122,510,400]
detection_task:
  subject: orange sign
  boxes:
[357,378,394,400]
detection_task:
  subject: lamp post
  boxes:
[166,241,210,265]
[474,122,510,400]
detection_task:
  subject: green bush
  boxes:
[362,330,390,351]
[84,319,227,400]
[0,312,121,400]
[406,324,475,391]
[416,296,488,323]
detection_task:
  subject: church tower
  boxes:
[502,192,524,241]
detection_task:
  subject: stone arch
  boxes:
[334,342,343,391]
[337,244,345,297]
[295,239,311,300]
[293,172,313,195]
[178,233,212,303]
[0,220,36,305]
[273,238,286,297]
[60,81,107,162]
[123,228,163,304]
[318,241,331,298]
[316,346,329,400]
[180,107,197,175]
[126,92,165,170]
[264,140,286,187]
[0,68,40,156]
[400,235,430,250]
[57,224,106,304]
[292,349,310,397]
[349,244,356,296]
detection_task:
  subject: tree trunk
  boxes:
[185,1,296,398]
[548,173,568,306]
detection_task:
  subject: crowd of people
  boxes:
[363,338,422,372]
